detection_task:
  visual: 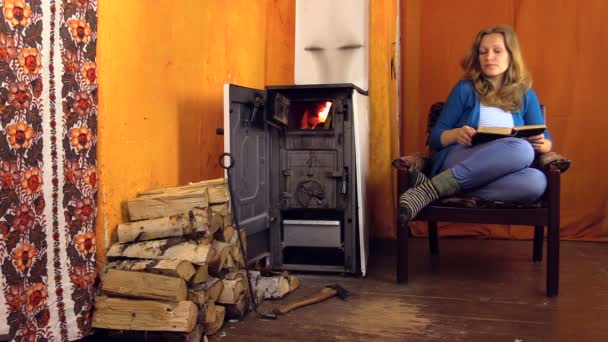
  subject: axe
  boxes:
[273,283,349,315]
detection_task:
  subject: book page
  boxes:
[476,126,513,135]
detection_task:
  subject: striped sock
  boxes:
[409,170,430,188]
[399,177,439,222]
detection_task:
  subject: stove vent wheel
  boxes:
[295,180,326,208]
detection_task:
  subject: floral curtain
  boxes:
[0,0,98,340]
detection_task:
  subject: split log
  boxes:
[224,253,237,272]
[105,259,195,281]
[210,203,232,228]
[189,264,209,284]
[229,228,247,252]
[187,288,208,308]
[92,296,197,332]
[288,274,301,292]
[193,277,224,302]
[117,208,211,243]
[202,299,216,324]
[228,229,247,268]
[208,241,231,275]
[213,224,235,243]
[197,234,214,245]
[250,271,300,299]
[230,244,245,269]
[102,269,187,301]
[224,294,249,319]
[138,178,225,197]
[127,186,210,221]
[204,306,225,336]
[217,278,245,304]
[102,324,204,342]
[106,237,215,265]
[209,212,225,235]
[208,183,229,204]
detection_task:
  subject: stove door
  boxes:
[223,84,270,263]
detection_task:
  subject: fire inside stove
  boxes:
[287,100,333,130]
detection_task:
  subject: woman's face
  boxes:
[478,33,510,80]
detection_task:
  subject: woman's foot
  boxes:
[409,170,430,188]
[399,176,439,222]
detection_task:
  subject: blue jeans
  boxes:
[439,137,547,203]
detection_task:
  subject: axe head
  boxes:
[326,283,349,300]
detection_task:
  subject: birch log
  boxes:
[204,306,225,336]
[208,183,230,204]
[187,288,208,308]
[105,259,196,281]
[202,299,216,324]
[214,224,235,243]
[138,178,225,197]
[92,297,198,332]
[224,294,249,319]
[217,278,245,304]
[106,237,215,265]
[117,208,211,243]
[127,187,209,221]
[189,264,209,284]
[101,269,187,301]
[210,203,232,228]
[208,241,231,274]
[193,277,224,302]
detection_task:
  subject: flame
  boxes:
[299,101,333,129]
[316,101,332,124]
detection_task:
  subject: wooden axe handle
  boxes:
[274,287,337,315]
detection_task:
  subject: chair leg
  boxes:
[428,221,439,256]
[546,169,560,297]
[547,219,559,297]
[533,225,544,262]
[397,215,409,283]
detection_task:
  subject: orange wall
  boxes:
[369,0,400,238]
[96,0,294,266]
[401,0,608,240]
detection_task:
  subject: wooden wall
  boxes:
[369,0,400,239]
[401,0,608,240]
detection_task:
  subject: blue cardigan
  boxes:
[428,80,552,176]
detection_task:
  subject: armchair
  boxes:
[393,102,572,297]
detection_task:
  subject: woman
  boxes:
[399,25,552,223]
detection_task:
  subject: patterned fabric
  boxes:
[0,0,98,340]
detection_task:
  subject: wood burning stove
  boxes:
[223,83,369,274]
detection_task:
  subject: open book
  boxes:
[472,124,546,145]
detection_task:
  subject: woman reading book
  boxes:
[399,25,552,223]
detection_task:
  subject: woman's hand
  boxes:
[527,134,551,153]
[453,125,476,145]
[440,126,476,146]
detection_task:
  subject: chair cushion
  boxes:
[435,196,544,209]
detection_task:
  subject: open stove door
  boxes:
[223,84,271,264]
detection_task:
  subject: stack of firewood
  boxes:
[92,178,251,340]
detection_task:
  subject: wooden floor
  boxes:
[208,238,608,342]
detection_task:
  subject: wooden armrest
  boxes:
[391,152,429,172]
[535,151,572,173]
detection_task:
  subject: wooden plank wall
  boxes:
[400,0,608,240]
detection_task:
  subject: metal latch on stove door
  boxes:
[326,167,348,195]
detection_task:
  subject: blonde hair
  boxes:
[461,25,531,112]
